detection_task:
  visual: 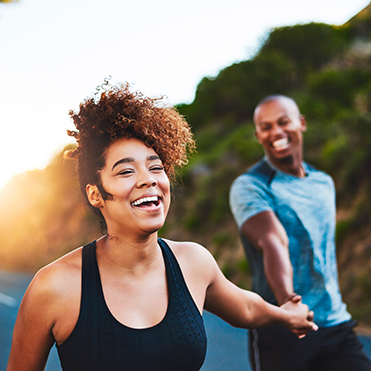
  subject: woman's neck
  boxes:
[96,232,161,273]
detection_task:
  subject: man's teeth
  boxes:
[272,138,289,148]
[132,196,159,206]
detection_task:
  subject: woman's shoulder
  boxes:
[16,245,88,345]
[161,238,217,273]
[162,238,210,257]
[160,239,221,308]
[27,246,84,302]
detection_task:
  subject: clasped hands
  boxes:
[280,294,318,339]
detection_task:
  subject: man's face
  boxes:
[254,98,307,165]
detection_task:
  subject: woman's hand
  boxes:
[280,295,318,338]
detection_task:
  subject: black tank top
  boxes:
[56,239,207,371]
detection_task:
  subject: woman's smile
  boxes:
[131,194,161,209]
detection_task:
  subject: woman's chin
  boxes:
[143,222,165,235]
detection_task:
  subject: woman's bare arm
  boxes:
[200,245,317,336]
[7,268,60,371]
[7,250,81,371]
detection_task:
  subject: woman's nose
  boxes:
[137,170,157,188]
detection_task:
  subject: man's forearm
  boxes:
[240,211,296,306]
[263,243,295,305]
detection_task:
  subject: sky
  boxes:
[0,0,370,191]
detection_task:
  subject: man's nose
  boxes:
[270,123,284,136]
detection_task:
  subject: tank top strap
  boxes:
[79,241,103,367]
[157,238,203,326]
[158,237,183,295]
[81,240,101,308]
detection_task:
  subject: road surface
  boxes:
[1,269,370,370]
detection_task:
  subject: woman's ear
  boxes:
[86,184,103,208]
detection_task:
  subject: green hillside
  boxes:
[1,4,371,325]
[171,5,371,324]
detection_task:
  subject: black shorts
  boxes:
[249,320,371,371]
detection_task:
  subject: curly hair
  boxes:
[66,81,195,231]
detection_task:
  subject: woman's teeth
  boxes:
[132,196,159,206]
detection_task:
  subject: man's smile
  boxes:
[272,137,290,150]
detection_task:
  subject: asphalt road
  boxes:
[1,269,371,371]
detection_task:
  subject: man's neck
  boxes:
[266,155,306,178]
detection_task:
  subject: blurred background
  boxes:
[1,0,371,331]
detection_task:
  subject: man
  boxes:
[229,95,371,370]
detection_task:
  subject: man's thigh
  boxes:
[312,325,371,371]
[249,322,371,371]
[248,325,317,371]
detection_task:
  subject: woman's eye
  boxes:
[118,169,133,175]
[151,166,164,171]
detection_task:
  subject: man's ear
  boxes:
[254,129,262,143]
[300,115,307,132]
[86,184,103,208]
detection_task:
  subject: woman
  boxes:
[7,82,317,371]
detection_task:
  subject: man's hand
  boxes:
[280,296,318,338]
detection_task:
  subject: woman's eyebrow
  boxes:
[111,155,160,171]
[112,157,135,171]
[148,155,160,161]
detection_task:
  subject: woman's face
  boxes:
[94,138,171,237]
